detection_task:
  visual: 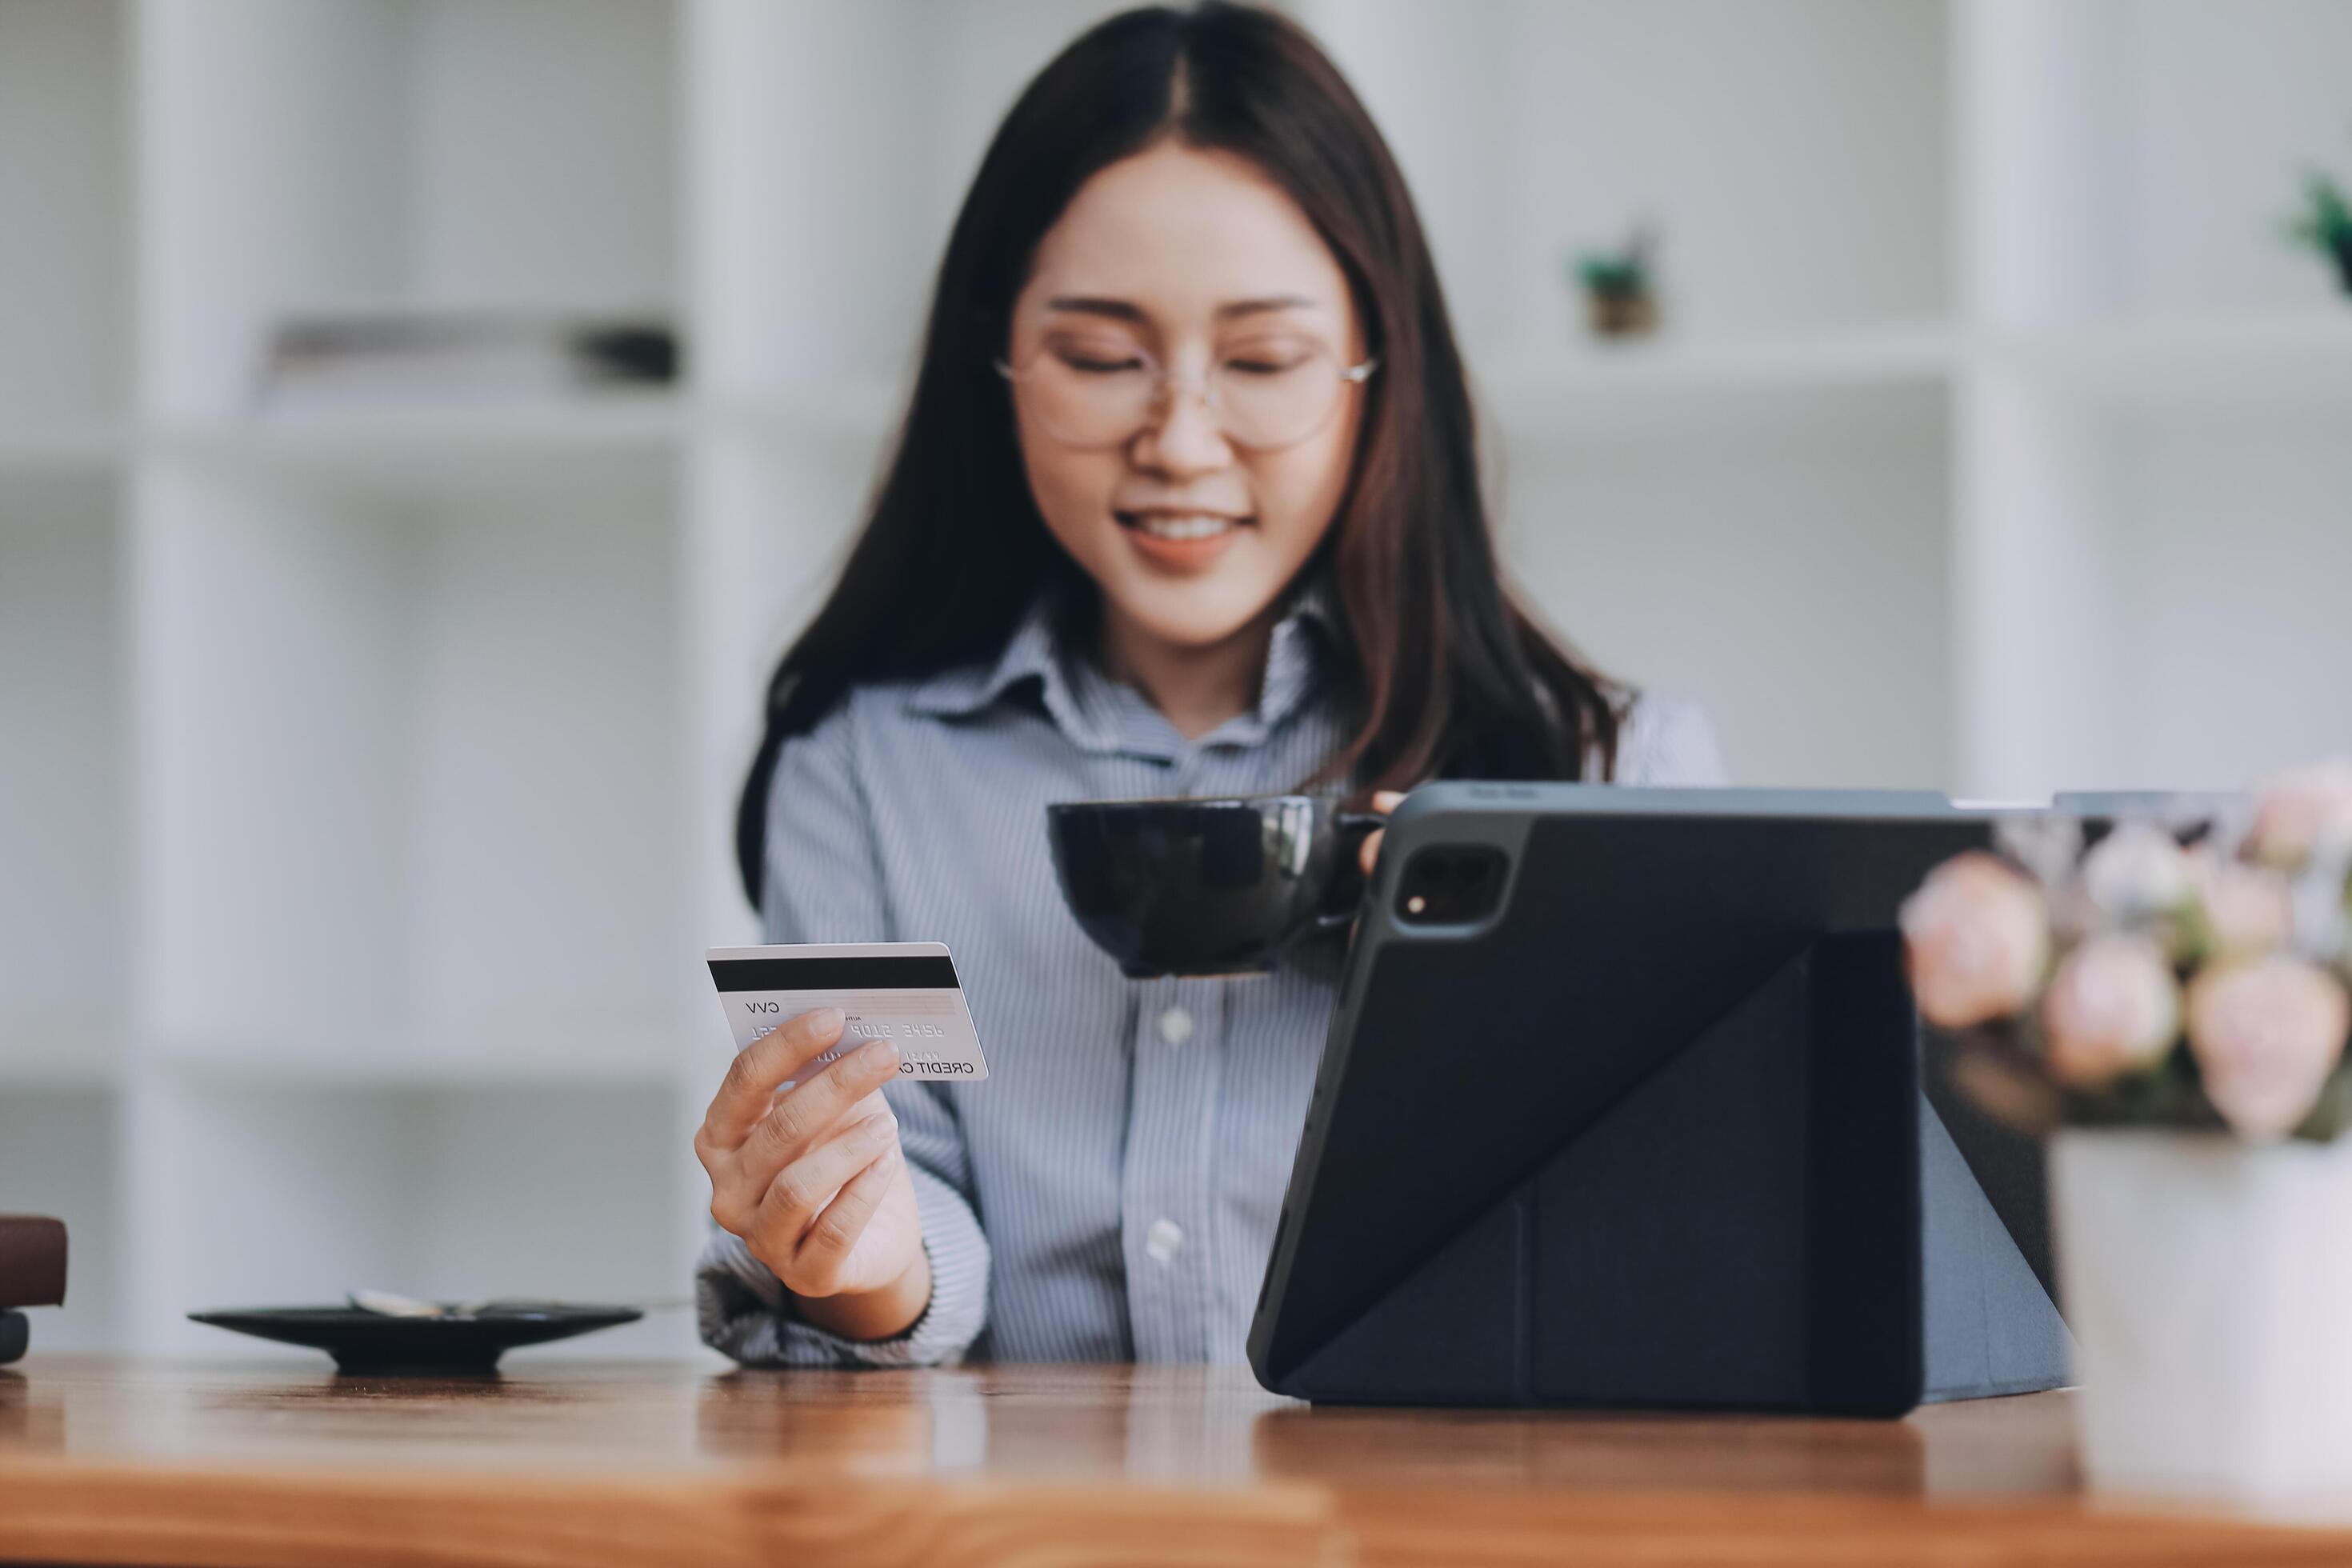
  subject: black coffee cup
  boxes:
[1045,794,1384,978]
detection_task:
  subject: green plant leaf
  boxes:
[2063,1047,2228,1134]
[2286,168,2352,253]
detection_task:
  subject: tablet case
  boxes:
[1248,786,2071,1416]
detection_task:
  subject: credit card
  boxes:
[706,942,990,1083]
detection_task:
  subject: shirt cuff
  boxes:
[695,1167,990,1368]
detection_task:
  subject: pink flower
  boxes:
[2245,759,2352,871]
[1902,852,2050,1030]
[2041,935,2182,1087]
[2186,957,2351,1142]
[2081,824,2191,921]
[2186,848,2295,958]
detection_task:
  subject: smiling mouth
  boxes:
[1114,511,1254,540]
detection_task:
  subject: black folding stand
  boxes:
[1260,933,2069,1414]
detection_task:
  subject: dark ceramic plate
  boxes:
[187,1305,642,1373]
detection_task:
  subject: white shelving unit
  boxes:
[3,0,2350,1354]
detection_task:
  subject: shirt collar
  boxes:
[903,572,1344,756]
[1247,572,1342,739]
[900,580,1074,724]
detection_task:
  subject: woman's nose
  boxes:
[1131,377,1234,476]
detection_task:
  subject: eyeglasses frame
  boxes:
[992,343,1379,453]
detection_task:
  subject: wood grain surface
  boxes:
[3,1357,2350,1566]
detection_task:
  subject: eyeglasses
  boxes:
[995,341,1378,452]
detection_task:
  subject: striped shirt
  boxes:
[697,578,1727,1366]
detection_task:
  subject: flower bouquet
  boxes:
[1902,763,2352,1497]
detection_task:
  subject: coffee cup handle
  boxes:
[1313,812,1390,930]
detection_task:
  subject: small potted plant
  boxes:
[1571,226,1660,339]
[1901,763,2352,1498]
[2286,166,2352,295]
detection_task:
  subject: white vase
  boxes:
[2051,1126,2352,1498]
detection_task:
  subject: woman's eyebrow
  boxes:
[1042,294,1322,322]
[1214,294,1319,320]
[1045,297,1147,322]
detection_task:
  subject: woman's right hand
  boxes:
[696,1007,932,1341]
[1356,790,1408,877]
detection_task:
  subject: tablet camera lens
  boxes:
[1396,846,1505,924]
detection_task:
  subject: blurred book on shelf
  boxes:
[256,310,683,413]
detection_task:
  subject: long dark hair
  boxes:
[737,1,1622,904]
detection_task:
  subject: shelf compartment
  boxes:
[1954,374,2352,798]
[133,458,686,1080]
[1966,0,2352,325]
[2103,0,2352,318]
[1308,0,1952,348]
[2106,406,2352,790]
[141,0,680,418]
[1499,391,1954,790]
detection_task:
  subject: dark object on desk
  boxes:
[189,1305,642,1374]
[1046,794,1382,977]
[1250,786,2071,1418]
[0,1214,67,1366]
[0,1216,66,1311]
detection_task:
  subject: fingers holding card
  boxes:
[700,943,962,1321]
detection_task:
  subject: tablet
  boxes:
[1246,784,2070,1416]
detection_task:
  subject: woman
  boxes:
[694,2,1723,1366]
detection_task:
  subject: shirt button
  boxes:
[1157,1006,1194,1046]
[1146,1218,1185,1264]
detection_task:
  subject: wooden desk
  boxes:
[3,1357,2350,1566]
